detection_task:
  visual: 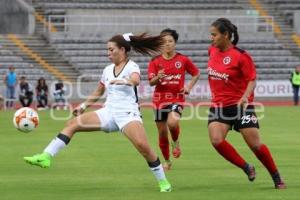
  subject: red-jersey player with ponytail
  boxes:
[207,18,286,189]
[148,28,200,171]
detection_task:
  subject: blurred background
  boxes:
[1,0,300,109]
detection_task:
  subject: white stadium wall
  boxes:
[294,10,300,35]
[0,0,35,34]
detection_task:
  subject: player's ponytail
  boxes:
[231,24,239,45]
[211,18,239,45]
[108,33,164,56]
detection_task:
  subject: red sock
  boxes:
[214,140,247,169]
[254,144,278,175]
[170,125,180,142]
[159,136,170,161]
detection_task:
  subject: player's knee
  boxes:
[158,128,168,136]
[65,118,79,131]
[249,143,261,152]
[167,123,177,131]
[210,136,223,146]
[167,117,179,129]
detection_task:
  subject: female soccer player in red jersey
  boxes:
[148,29,200,171]
[207,18,286,189]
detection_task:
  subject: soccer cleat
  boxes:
[162,160,172,171]
[275,181,287,189]
[272,172,286,189]
[171,141,181,158]
[159,179,172,192]
[24,152,52,168]
[244,164,256,182]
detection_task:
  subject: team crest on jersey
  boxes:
[223,56,231,65]
[251,115,258,124]
[175,61,182,69]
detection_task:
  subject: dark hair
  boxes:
[211,18,239,45]
[108,33,164,56]
[37,77,46,85]
[160,28,179,42]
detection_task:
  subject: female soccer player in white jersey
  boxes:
[24,33,171,192]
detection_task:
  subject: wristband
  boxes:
[79,103,87,110]
[121,78,129,84]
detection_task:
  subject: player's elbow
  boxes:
[194,73,200,80]
[251,80,257,88]
[149,79,156,86]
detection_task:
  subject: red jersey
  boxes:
[148,53,199,108]
[207,45,256,107]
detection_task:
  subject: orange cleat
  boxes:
[171,141,181,158]
[162,160,172,171]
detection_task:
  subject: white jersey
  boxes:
[100,60,140,112]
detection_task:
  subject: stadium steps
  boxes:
[261,1,300,57]
[250,0,300,58]
[3,35,79,82]
[34,6,50,35]
[33,4,63,35]
[0,35,54,81]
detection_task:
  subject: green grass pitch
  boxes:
[0,106,299,200]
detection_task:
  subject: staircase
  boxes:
[34,6,46,35]
[1,0,80,82]
[253,0,300,58]
[4,35,79,82]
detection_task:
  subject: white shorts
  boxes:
[95,107,143,133]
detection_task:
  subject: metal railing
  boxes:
[46,15,274,38]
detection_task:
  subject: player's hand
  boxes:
[157,69,166,79]
[72,104,86,116]
[237,96,248,109]
[180,86,190,95]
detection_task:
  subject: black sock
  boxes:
[147,157,161,168]
[57,133,71,145]
[272,171,282,185]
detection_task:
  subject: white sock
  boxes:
[150,164,166,181]
[43,137,67,157]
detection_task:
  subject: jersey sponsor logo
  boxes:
[207,67,229,81]
[126,111,139,117]
[223,56,231,65]
[175,61,182,69]
[164,74,181,80]
[160,74,181,85]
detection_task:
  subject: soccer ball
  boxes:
[13,107,39,133]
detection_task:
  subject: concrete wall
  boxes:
[0,0,35,34]
[294,10,300,35]
[64,9,263,40]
